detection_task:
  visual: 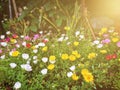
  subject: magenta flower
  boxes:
[117,42,120,47]
[5,37,10,42]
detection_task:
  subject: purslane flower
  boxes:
[41,68,48,75]
[10,63,17,68]
[13,81,21,89]
[22,53,29,60]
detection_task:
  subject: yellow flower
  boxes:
[101,28,107,33]
[12,51,20,57]
[72,51,81,58]
[100,50,107,54]
[88,52,96,59]
[72,73,79,81]
[64,26,70,31]
[42,46,48,52]
[61,54,68,60]
[83,73,94,83]
[73,41,79,46]
[81,69,94,83]
[69,55,76,61]
[47,64,55,70]
[49,55,56,61]
[113,32,118,36]
[112,38,119,42]
[10,39,17,44]
[81,69,89,75]
[31,46,36,49]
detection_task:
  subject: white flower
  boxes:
[69,65,75,71]
[0,55,5,59]
[13,81,21,89]
[21,64,32,71]
[93,40,100,45]
[33,56,37,59]
[64,37,69,41]
[58,37,64,42]
[33,49,38,53]
[23,6,28,10]
[10,63,17,68]
[20,35,24,38]
[35,45,39,48]
[49,60,56,64]
[97,44,103,48]
[6,31,11,35]
[41,68,48,75]
[0,35,5,39]
[33,60,38,64]
[39,31,43,34]
[67,72,73,77]
[67,42,70,45]
[42,57,48,63]
[16,44,20,48]
[38,42,45,47]
[108,29,114,33]
[26,61,30,64]
[1,42,7,47]
[79,35,84,39]
[22,53,29,60]
[75,31,80,36]
[22,42,26,46]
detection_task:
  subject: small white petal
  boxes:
[69,65,75,71]
[58,37,64,42]
[22,42,26,46]
[33,56,37,59]
[0,55,5,59]
[75,31,80,36]
[0,35,5,39]
[41,68,48,75]
[1,42,7,47]
[79,35,84,39]
[33,49,38,53]
[49,60,56,64]
[6,31,11,35]
[93,40,100,45]
[38,43,45,47]
[67,72,73,77]
[97,44,103,48]
[42,57,48,63]
[21,64,32,71]
[22,53,29,60]
[33,60,38,64]
[10,63,17,68]
[13,81,21,89]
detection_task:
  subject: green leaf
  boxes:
[29,25,38,32]
[56,18,62,27]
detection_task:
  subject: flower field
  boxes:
[0,27,120,90]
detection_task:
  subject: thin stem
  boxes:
[43,16,59,32]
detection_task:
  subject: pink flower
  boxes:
[0,50,2,54]
[33,34,39,40]
[102,39,111,44]
[24,36,31,40]
[103,34,109,38]
[117,42,120,47]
